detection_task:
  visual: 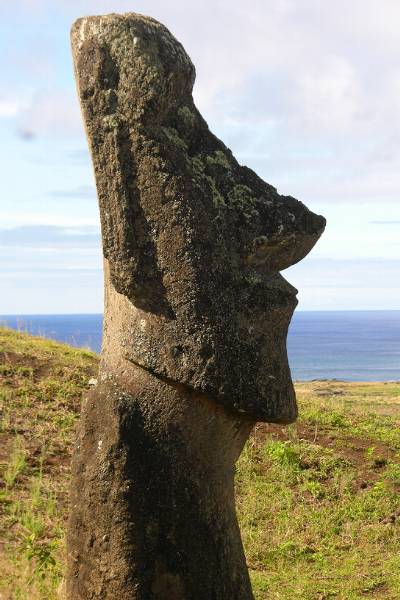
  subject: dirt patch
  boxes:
[314,387,346,397]
[0,350,57,383]
[251,422,398,492]
[0,350,36,367]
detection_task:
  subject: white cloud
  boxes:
[48,185,96,199]
[293,57,362,133]
[0,212,99,228]
[17,89,83,138]
[0,101,20,118]
[0,225,100,248]
[3,1,400,148]
[286,257,400,310]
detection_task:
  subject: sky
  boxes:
[0,0,399,313]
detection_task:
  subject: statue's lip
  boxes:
[247,271,299,301]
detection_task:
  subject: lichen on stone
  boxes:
[161,126,188,150]
[205,175,226,209]
[205,150,232,171]
[178,105,196,128]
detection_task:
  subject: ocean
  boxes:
[0,311,399,382]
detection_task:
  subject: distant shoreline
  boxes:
[1,311,399,383]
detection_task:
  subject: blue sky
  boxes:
[1,0,399,313]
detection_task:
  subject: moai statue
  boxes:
[68,13,325,600]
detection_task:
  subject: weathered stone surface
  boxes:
[71,12,325,423]
[67,362,255,599]
[67,12,325,600]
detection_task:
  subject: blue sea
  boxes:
[0,311,399,382]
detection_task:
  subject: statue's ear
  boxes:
[71,28,172,317]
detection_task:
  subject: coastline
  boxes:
[1,311,400,382]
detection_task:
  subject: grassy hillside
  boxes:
[0,327,400,599]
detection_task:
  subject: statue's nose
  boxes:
[244,197,326,273]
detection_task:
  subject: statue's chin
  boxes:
[244,365,298,424]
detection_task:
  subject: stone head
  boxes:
[71,13,325,423]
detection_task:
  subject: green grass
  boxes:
[237,381,400,599]
[1,327,400,599]
[0,327,97,599]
